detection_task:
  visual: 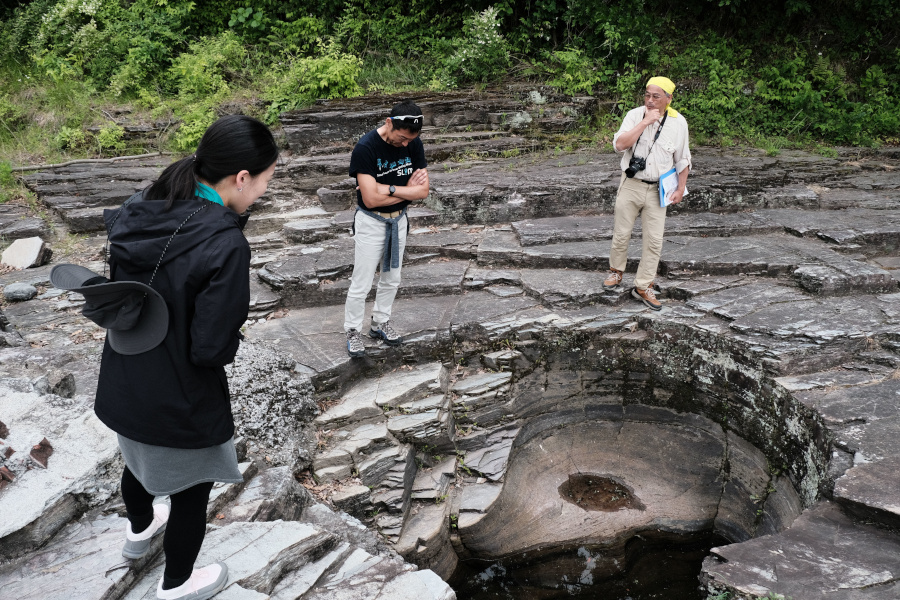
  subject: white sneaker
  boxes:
[156,562,229,600]
[122,502,170,559]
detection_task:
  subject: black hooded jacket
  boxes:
[94,192,250,448]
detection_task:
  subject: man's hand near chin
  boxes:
[641,108,662,125]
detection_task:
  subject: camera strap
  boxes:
[635,111,668,155]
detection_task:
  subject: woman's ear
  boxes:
[235,170,251,192]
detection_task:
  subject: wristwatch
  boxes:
[388,185,396,196]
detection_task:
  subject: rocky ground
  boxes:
[1,88,899,599]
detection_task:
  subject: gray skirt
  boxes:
[118,434,244,496]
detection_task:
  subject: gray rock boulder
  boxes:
[3,282,38,302]
[1,237,51,269]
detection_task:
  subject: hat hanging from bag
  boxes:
[50,264,169,355]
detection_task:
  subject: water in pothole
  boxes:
[449,533,727,599]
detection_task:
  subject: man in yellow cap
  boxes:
[602,76,692,310]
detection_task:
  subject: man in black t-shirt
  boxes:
[344,101,430,357]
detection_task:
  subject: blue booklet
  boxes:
[659,167,684,207]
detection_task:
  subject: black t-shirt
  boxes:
[349,128,428,212]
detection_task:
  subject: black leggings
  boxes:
[121,466,213,584]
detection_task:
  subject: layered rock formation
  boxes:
[1,89,899,598]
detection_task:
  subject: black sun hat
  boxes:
[50,264,169,355]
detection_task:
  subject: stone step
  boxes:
[702,500,900,599]
[256,223,900,313]
[315,363,444,429]
[0,512,158,600]
[22,147,900,235]
[217,465,313,525]
[300,546,454,600]
[122,521,337,599]
[0,204,50,241]
[313,422,394,481]
[207,461,259,520]
[421,127,507,142]
[279,89,591,153]
[395,500,457,579]
[792,376,900,530]
[0,381,119,561]
[269,540,354,599]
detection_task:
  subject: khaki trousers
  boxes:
[609,174,667,290]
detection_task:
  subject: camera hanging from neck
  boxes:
[625,111,668,178]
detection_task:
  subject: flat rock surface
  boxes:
[0,513,148,600]
[0,383,119,558]
[3,131,900,600]
[123,521,337,599]
[703,501,900,599]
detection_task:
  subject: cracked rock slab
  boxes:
[0,386,119,559]
[123,521,337,599]
[702,500,900,599]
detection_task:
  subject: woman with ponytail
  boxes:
[94,115,278,600]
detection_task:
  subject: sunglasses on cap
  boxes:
[391,115,423,123]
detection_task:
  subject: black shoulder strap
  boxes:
[104,192,207,286]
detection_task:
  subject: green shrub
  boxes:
[171,108,216,152]
[264,16,326,55]
[56,125,88,151]
[442,6,510,84]
[96,123,126,155]
[0,161,16,203]
[538,47,610,95]
[168,31,246,98]
[228,6,270,41]
[107,0,196,96]
[0,94,28,138]
[264,44,362,122]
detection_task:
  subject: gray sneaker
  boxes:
[122,501,169,560]
[156,562,228,600]
[346,329,366,357]
[369,319,402,346]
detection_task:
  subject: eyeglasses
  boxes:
[391,115,423,123]
[644,93,669,100]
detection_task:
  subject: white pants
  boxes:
[343,210,408,332]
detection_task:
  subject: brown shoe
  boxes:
[602,268,623,289]
[632,286,662,311]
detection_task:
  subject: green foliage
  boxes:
[168,31,246,98]
[263,16,327,56]
[96,123,126,155]
[332,0,459,58]
[441,6,511,84]
[108,1,197,96]
[56,125,88,151]
[264,44,362,122]
[228,6,270,40]
[0,161,16,204]
[0,0,898,160]
[171,108,216,152]
[536,47,609,96]
[0,94,28,139]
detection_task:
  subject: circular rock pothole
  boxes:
[558,474,646,512]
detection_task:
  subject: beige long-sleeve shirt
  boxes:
[613,106,692,179]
